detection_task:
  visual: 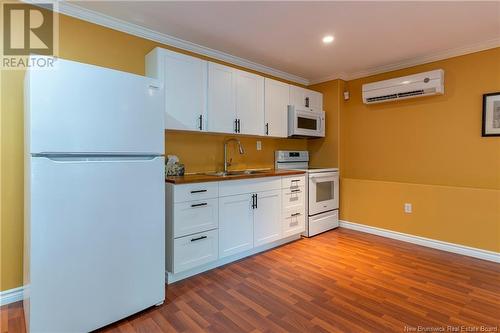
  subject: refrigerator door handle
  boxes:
[38,155,163,163]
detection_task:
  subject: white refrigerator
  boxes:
[24,58,165,332]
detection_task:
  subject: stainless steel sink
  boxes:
[204,169,270,177]
[242,170,270,175]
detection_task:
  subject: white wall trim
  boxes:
[339,220,500,263]
[0,286,24,306]
[310,37,500,84]
[25,1,310,86]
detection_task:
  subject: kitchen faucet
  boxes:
[224,138,245,173]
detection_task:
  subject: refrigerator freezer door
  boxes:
[26,156,165,332]
[26,58,164,154]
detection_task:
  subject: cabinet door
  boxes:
[235,70,264,135]
[146,48,207,131]
[290,85,307,109]
[253,189,282,247]
[290,86,323,111]
[207,62,236,134]
[264,79,289,137]
[219,194,254,258]
[305,89,323,111]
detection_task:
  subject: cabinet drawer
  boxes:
[282,186,305,211]
[173,198,218,238]
[174,182,218,203]
[173,230,218,274]
[282,175,306,190]
[282,209,305,238]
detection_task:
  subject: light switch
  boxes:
[256,141,262,151]
[404,203,412,214]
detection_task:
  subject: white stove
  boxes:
[275,151,339,237]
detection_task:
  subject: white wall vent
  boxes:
[362,69,444,104]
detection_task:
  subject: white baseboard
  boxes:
[0,286,24,306]
[339,220,500,263]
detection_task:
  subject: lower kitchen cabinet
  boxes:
[254,189,282,247]
[165,174,305,282]
[282,176,306,237]
[173,198,218,238]
[283,209,305,238]
[173,230,218,274]
[218,193,254,258]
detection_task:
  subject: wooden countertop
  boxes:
[165,169,305,184]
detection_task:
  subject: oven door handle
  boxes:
[310,175,336,183]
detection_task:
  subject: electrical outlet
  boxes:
[256,141,262,151]
[404,203,412,214]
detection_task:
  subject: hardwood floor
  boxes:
[2,228,499,332]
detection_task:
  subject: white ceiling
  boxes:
[70,1,500,84]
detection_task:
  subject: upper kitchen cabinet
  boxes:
[235,69,264,136]
[207,62,236,134]
[290,86,323,112]
[208,63,265,136]
[146,48,208,131]
[146,47,321,137]
[264,78,289,138]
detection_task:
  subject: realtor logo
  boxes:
[3,3,53,55]
[1,2,58,69]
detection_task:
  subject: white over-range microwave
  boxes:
[287,106,325,138]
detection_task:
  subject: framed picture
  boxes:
[482,92,500,137]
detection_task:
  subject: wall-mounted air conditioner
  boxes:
[362,69,444,104]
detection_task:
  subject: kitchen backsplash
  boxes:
[165,130,308,173]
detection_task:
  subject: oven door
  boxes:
[308,172,339,215]
[288,108,325,137]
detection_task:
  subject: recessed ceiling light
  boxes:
[322,35,334,44]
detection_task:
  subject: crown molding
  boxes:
[26,1,310,86]
[310,37,500,84]
[24,1,500,87]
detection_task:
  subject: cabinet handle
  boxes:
[191,202,208,207]
[191,235,208,242]
[291,213,301,217]
[255,193,258,209]
[251,193,258,209]
[291,189,301,193]
[265,123,269,135]
[291,179,300,183]
[305,97,309,108]
[198,114,203,130]
[237,119,241,133]
[234,119,238,133]
[190,189,207,194]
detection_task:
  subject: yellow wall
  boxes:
[1,69,26,292]
[339,48,500,252]
[306,79,344,168]
[0,10,306,291]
